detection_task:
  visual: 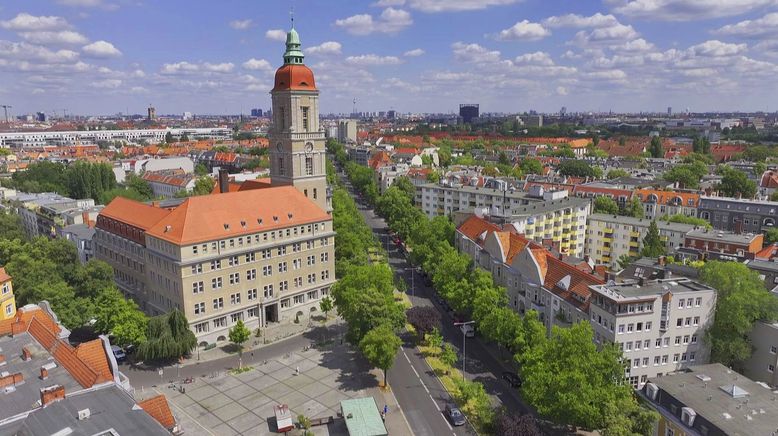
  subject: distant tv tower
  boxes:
[352,98,357,117]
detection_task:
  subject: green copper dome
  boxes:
[283,27,304,65]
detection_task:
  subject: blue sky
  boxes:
[2,0,778,116]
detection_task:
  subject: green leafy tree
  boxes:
[606,169,629,180]
[137,309,197,362]
[617,254,636,270]
[359,325,402,387]
[519,322,651,433]
[93,287,148,347]
[0,211,26,241]
[718,167,757,199]
[766,228,778,245]
[593,196,620,215]
[126,174,154,200]
[649,136,663,158]
[229,319,251,368]
[194,163,209,176]
[520,158,544,175]
[664,214,712,229]
[440,342,458,373]
[641,221,665,258]
[319,296,333,319]
[558,160,598,178]
[700,261,778,369]
[392,176,416,203]
[164,131,174,144]
[622,197,645,218]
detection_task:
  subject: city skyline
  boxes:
[2,0,778,116]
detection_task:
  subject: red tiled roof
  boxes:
[53,342,100,388]
[755,243,778,261]
[458,215,500,244]
[543,254,604,311]
[761,171,778,189]
[75,339,113,384]
[145,186,331,245]
[213,152,238,162]
[99,197,173,231]
[141,171,194,187]
[0,267,10,283]
[139,395,176,429]
[634,189,699,207]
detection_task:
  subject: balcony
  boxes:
[604,228,614,233]
[603,237,613,243]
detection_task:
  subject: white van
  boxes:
[460,324,475,338]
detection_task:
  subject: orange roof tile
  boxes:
[506,233,530,264]
[755,243,778,261]
[75,339,113,384]
[530,247,548,278]
[0,267,10,283]
[543,254,604,310]
[237,178,273,191]
[139,395,176,429]
[634,189,699,208]
[146,186,331,245]
[458,215,500,244]
[99,196,172,231]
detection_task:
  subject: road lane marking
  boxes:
[410,363,420,378]
[429,394,440,411]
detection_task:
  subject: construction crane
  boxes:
[0,105,11,123]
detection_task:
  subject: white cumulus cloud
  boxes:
[514,51,555,65]
[82,40,122,57]
[242,58,272,70]
[379,0,520,12]
[161,61,235,74]
[609,0,778,21]
[307,41,343,55]
[345,54,403,66]
[542,13,619,28]
[0,13,70,31]
[229,19,253,30]
[265,29,287,41]
[715,12,778,37]
[688,40,747,57]
[404,48,425,57]
[496,20,550,41]
[334,8,412,35]
[19,30,89,45]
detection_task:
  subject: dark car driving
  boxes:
[502,371,522,388]
[444,404,466,426]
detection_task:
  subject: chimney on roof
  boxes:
[81,211,90,224]
[658,255,666,266]
[40,366,49,380]
[22,346,32,361]
[594,264,607,278]
[734,220,743,235]
[41,384,65,406]
[219,168,229,194]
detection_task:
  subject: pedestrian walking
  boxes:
[296,366,300,375]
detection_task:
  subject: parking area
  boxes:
[135,343,383,436]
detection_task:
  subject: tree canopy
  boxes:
[700,261,778,369]
[558,160,600,178]
[593,196,620,215]
[359,325,402,386]
[641,221,665,258]
[136,309,197,362]
[717,166,757,199]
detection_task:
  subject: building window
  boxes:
[228,256,239,266]
[278,262,288,272]
[293,295,305,305]
[248,288,257,300]
[194,302,205,315]
[771,346,777,354]
[673,353,680,363]
[211,259,221,270]
[676,318,683,327]
[263,265,273,276]
[618,324,624,334]
[693,316,699,326]
[321,270,330,280]
[685,317,691,327]
[278,245,287,256]
[229,273,240,285]
[645,321,651,331]
[679,299,685,309]
[683,335,689,344]
[194,322,209,333]
[230,293,241,305]
[212,277,223,289]
[246,252,256,262]
[247,269,256,280]
[769,364,775,373]
[661,355,668,364]
[281,298,290,308]
[695,297,702,307]
[675,336,681,345]
[213,317,226,328]
[627,323,634,333]
[213,297,224,310]
[263,284,274,298]
[625,341,633,351]
[305,156,313,176]
[247,308,258,318]
[301,107,309,131]
[192,281,204,294]
[191,264,202,274]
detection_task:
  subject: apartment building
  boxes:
[424,183,589,256]
[95,27,334,343]
[140,170,196,198]
[681,227,764,261]
[585,214,695,269]
[95,189,335,343]
[633,189,699,220]
[456,215,603,334]
[744,322,778,387]
[697,196,778,232]
[13,192,98,239]
[589,278,716,388]
[0,267,15,321]
[640,364,778,436]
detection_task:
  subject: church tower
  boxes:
[269,26,330,212]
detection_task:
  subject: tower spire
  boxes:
[283,15,304,65]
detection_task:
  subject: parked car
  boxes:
[502,371,522,388]
[444,404,466,426]
[111,345,126,361]
[460,324,475,338]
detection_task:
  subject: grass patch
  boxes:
[229,366,253,375]
[394,290,412,310]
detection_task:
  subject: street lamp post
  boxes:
[453,321,475,381]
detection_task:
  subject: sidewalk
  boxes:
[180,314,343,367]
[367,369,413,436]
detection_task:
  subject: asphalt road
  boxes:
[338,169,533,435]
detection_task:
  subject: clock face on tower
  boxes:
[304,142,313,153]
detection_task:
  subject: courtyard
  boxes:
[135,341,388,436]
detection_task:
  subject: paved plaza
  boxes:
[135,342,392,436]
